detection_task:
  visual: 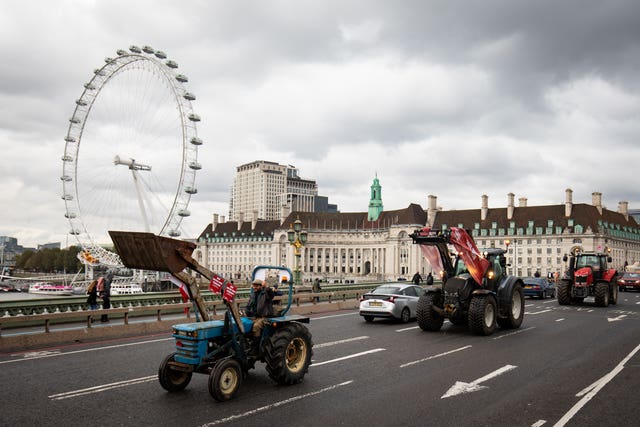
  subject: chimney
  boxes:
[252,210,259,229]
[238,212,244,231]
[618,201,629,221]
[427,194,437,227]
[518,197,528,207]
[481,194,488,221]
[507,193,515,220]
[220,215,225,223]
[565,188,573,217]
[592,191,602,215]
[281,205,291,225]
[213,213,219,229]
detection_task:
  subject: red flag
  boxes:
[223,282,237,302]
[449,227,490,286]
[209,274,225,293]
[167,275,190,302]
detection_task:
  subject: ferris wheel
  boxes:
[61,45,203,267]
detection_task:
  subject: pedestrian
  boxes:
[412,271,422,285]
[312,278,321,302]
[245,278,275,352]
[534,270,541,278]
[426,272,434,286]
[100,270,114,323]
[86,279,98,322]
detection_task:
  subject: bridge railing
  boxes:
[0,289,369,336]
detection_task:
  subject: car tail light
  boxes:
[387,296,396,303]
[359,296,365,302]
[533,285,540,290]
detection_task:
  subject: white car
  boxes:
[359,283,426,323]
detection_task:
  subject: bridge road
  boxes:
[1,292,639,427]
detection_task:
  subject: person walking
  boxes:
[100,271,114,323]
[426,272,434,286]
[412,271,422,285]
[86,279,98,322]
[312,278,321,302]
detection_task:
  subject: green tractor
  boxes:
[109,231,313,401]
[410,227,525,336]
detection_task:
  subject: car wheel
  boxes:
[363,315,374,323]
[400,307,410,323]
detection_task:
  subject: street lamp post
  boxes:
[504,238,517,276]
[287,218,308,287]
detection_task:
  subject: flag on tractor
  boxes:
[223,282,237,302]
[209,274,225,293]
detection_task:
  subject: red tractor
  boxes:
[558,251,618,306]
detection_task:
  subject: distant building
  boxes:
[228,160,337,222]
[38,242,61,250]
[197,180,640,282]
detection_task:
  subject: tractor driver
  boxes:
[246,278,275,340]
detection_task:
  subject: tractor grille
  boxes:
[575,275,588,285]
[174,338,200,364]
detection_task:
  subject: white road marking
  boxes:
[400,345,472,368]
[311,348,386,367]
[492,327,535,340]
[526,309,553,315]
[543,300,557,304]
[49,375,156,400]
[312,312,359,320]
[555,318,565,322]
[607,315,627,322]
[441,364,517,398]
[396,325,420,332]
[1,337,173,365]
[532,420,547,426]
[201,380,354,426]
[554,343,640,426]
[314,336,369,348]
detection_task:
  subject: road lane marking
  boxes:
[201,380,354,426]
[555,318,565,322]
[554,343,640,427]
[532,420,547,426]
[441,364,517,398]
[49,375,156,400]
[312,348,385,367]
[607,315,627,322]
[314,336,369,348]
[1,337,173,365]
[526,309,553,315]
[400,345,472,368]
[492,326,535,340]
[396,325,420,332]
[312,312,359,320]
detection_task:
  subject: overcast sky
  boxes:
[2,0,639,248]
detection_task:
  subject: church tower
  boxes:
[367,174,383,221]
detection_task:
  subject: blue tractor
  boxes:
[109,231,313,401]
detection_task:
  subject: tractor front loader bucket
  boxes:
[108,231,213,322]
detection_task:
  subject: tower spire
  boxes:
[368,174,383,221]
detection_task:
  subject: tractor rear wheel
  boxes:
[158,353,192,392]
[416,293,444,331]
[264,323,313,385]
[595,282,610,307]
[208,358,242,401]
[557,280,572,305]
[469,295,497,336]
[497,283,524,329]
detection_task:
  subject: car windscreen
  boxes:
[623,273,640,278]
[523,278,545,285]
[371,286,400,295]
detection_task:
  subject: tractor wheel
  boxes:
[400,307,411,323]
[469,295,497,336]
[595,282,610,307]
[264,323,313,385]
[557,280,572,305]
[158,353,192,392]
[363,315,374,323]
[416,293,444,332]
[609,282,619,305]
[208,358,242,402]
[497,283,524,329]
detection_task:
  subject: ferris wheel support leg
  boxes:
[131,169,151,233]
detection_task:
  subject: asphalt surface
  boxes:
[1,292,639,427]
